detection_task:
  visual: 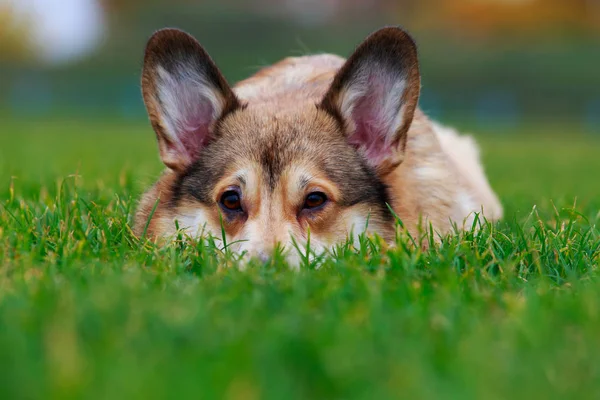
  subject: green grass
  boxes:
[1,117,599,399]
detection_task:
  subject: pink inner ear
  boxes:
[156,63,223,168]
[177,101,215,163]
[346,75,397,167]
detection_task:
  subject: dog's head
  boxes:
[137,27,420,264]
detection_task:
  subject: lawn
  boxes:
[1,117,599,399]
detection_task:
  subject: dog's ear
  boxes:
[320,27,420,173]
[142,29,239,172]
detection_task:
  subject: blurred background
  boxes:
[0,0,599,130]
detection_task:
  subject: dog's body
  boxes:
[134,27,502,264]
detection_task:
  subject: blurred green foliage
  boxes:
[0,117,600,399]
[0,4,599,125]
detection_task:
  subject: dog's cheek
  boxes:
[171,202,221,239]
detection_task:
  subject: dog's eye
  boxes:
[220,190,242,211]
[304,192,327,210]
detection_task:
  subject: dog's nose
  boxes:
[257,251,270,263]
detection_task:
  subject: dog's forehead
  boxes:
[181,107,388,213]
[218,110,343,186]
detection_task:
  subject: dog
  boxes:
[134,26,503,264]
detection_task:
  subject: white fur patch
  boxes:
[175,209,210,237]
[456,190,478,226]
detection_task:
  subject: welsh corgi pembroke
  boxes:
[134,26,502,264]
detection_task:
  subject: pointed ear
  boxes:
[320,27,420,173]
[142,28,240,172]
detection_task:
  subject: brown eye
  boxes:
[220,190,242,211]
[304,192,327,210]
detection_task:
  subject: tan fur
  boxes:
[234,56,501,239]
[134,27,502,264]
[134,170,178,236]
[385,110,503,239]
